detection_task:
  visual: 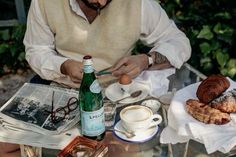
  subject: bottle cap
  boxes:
[83,55,93,66]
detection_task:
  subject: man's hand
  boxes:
[111,54,148,78]
[60,59,83,83]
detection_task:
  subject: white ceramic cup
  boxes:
[120,105,162,133]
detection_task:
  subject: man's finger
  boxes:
[111,58,128,71]
[70,77,81,83]
[127,67,140,78]
[112,64,135,77]
[70,72,83,83]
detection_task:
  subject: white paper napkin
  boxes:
[160,126,189,144]
[134,68,176,98]
[160,78,236,154]
[188,122,236,153]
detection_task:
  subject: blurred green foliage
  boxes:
[0,0,30,76]
[0,24,28,76]
[159,0,236,79]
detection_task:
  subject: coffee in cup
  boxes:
[120,105,162,133]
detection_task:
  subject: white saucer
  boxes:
[105,81,149,104]
[113,120,159,143]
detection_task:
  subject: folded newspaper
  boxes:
[0,83,80,135]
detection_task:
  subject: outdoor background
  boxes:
[0,0,235,79]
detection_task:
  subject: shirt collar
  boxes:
[69,0,88,20]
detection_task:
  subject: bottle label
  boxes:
[81,107,105,136]
[84,65,93,73]
[90,80,101,93]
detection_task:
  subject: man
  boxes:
[23,0,190,87]
[0,0,191,156]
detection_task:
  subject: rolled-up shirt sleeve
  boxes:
[140,0,191,69]
[23,0,68,80]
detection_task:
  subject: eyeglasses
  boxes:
[45,91,79,124]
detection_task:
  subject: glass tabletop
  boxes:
[39,64,236,157]
[101,98,168,157]
[40,65,201,157]
[98,63,205,157]
[41,98,168,157]
[96,63,236,157]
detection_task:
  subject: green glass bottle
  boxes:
[79,55,105,141]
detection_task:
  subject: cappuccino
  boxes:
[120,105,162,132]
[122,106,151,122]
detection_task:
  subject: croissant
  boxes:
[196,75,230,104]
[186,99,231,125]
[210,89,236,113]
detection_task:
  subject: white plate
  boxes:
[168,78,236,144]
[105,81,149,104]
[170,78,236,127]
[113,120,159,143]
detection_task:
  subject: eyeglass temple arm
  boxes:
[51,91,55,112]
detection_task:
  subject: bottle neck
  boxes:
[83,64,94,74]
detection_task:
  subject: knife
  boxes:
[96,68,112,76]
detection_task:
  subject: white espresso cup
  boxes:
[120,105,162,133]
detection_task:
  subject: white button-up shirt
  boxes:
[24,0,191,84]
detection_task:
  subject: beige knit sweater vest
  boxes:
[38,0,141,71]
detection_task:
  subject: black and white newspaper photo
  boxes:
[0,83,80,135]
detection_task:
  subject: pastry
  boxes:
[211,89,236,113]
[186,99,231,125]
[196,75,230,104]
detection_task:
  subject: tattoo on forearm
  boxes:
[155,52,169,64]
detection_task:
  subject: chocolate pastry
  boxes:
[196,75,230,104]
[186,99,231,125]
[211,89,236,113]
